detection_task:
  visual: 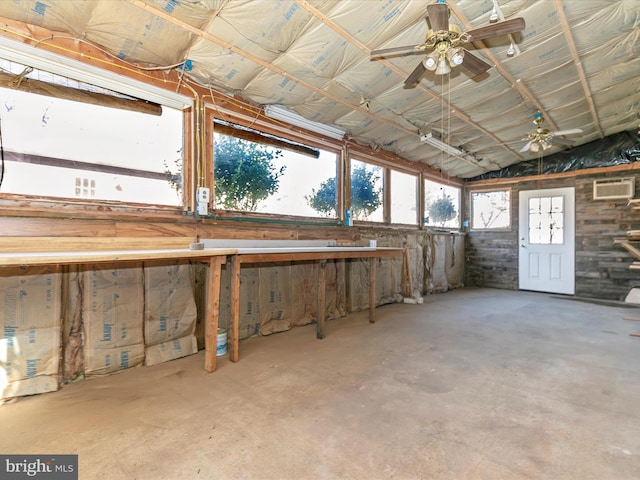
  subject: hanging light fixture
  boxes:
[446,47,464,66]
[423,50,439,71]
[435,56,451,75]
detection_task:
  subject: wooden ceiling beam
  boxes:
[552,0,604,138]
[125,0,416,138]
[294,0,514,166]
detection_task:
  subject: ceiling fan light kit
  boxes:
[435,57,451,75]
[423,51,439,70]
[520,112,583,154]
[446,47,464,66]
[370,2,525,85]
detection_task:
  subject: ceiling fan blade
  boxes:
[467,17,526,42]
[461,49,492,76]
[520,141,532,153]
[550,137,574,146]
[552,128,583,136]
[371,44,425,56]
[404,61,427,86]
[427,3,449,32]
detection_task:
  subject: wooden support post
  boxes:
[317,259,327,339]
[369,257,376,323]
[204,256,224,373]
[228,255,241,362]
[403,246,413,298]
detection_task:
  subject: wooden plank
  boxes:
[204,256,224,372]
[203,239,336,248]
[237,248,401,264]
[0,247,235,267]
[316,259,327,339]
[404,246,413,297]
[115,222,196,237]
[466,162,640,187]
[228,255,241,362]
[0,236,195,252]
[611,241,640,260]
[369,257,376,323]
[0,217,117,236]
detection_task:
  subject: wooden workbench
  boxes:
[0,238,236,373]
[209,244,403,364]
[1,238,402,374]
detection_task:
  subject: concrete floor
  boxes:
[1,287,639,479]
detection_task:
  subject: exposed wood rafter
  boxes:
[125,0,415,138]
[552,0,604,138]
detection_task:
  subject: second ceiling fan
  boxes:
[520,112,583,153]
[371,0,526,86]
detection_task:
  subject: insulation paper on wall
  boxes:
[430,234,465,293]
[1,266,62,399]
[143,262,198,366]
[258,263,292,335]
[82,264,144,376]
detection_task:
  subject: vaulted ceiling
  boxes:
[0,0,638,178]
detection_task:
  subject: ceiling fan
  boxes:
[520,112,583,153]
[370,0,526,86]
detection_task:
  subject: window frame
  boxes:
[206,105,344,224]
[389,168,420,226]
[469,187,512,231]
[424,177,462,230]
[0,51,193,212]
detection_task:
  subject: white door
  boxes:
[519,187,575,294]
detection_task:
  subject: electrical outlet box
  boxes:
[197,187,210,203]
[196,187,210,215]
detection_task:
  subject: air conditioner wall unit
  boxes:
[593,177,635,200]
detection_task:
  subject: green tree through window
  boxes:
[214,134,285,211]
[306,163,381,219]
[427,194,457,226]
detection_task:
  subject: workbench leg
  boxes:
[317,259,327,339]
[204,256,224,373]
[229,255,241,362]
[369,257,376,323]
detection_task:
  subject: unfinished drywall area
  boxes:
[82,263,145,376]
[1,225,464,400]
[465,170,640,300]
[0,266,62,399]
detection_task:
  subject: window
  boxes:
[470,189,511,230]
[75,177,96,198]
[390,170,418,225]
[0,78,184,206]
[213,131,338,218]
[528,195,564,244]
[424,179,460,228]
[349,159,383,222]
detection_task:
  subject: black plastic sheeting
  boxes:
[466,130,640,181]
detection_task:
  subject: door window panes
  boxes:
[528,196,564,244]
